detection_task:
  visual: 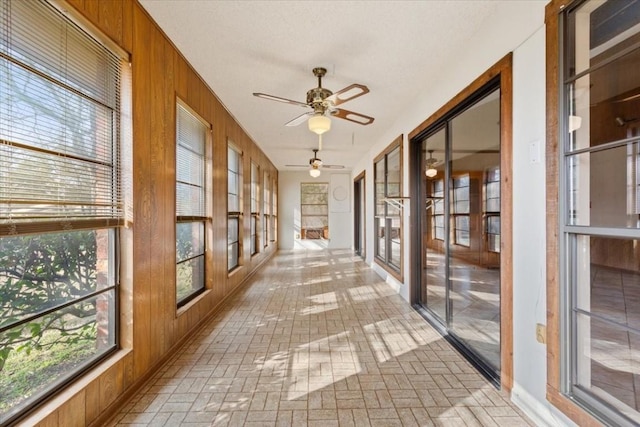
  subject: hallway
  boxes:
[108,250,532,426]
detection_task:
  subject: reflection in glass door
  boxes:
[416,84,502,381]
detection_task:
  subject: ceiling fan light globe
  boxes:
[308,114,331,135]
[425,168,438,178]
[309,168,321,178]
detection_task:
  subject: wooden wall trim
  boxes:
[499,54,514,395]
[408,54,513,141]
[545,1,603,425]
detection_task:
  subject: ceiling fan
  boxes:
[253,67,375,132]
[425,150,444,178]
[286,149,345,177]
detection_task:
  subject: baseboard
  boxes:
[511,383,577,427]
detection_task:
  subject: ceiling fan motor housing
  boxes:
[307,87,333,113]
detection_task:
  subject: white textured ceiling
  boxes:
[138,0,502,171]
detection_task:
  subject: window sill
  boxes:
[374,257,403,282]
[18,348,133,426]
[177,289,212,318]
[228,265,244,278]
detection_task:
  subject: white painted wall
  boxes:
[511,26,576,427]
[278,170,352,250]
[277,2,579,424]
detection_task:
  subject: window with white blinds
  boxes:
[250,161,259,255]
[0,0,124,235]
[227,144,241,271]
[176,102,208,306]
[176,104,206,219]
[0,1,126,423]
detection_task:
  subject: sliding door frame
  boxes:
[409,54,514,392]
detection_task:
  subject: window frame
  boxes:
[250,161,260,256]
[452,175,471,247]
[484,167,501,253]
[373,135,404,279]
[263,170,270,248]
[546,0,640,425]
[0,0,128,423]
[300,182,329,239]
[227,142,242,272]
[431,179,445,241]
[175,100,210,307]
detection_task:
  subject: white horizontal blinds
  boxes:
[227,146,240,213]
[0,0,122,235]
[250,162,258,213]
[176,103,206,219]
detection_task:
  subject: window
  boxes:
[484,167,500,253]
[453,175,470,246]
[272,176,277,244]
[557,1,640,424]
[228,144,242,271]
[0,0,125,423]
[263,170,270,248]
[250,162,259,255]
[374,138,402,274]
[300,183,328,239]
[432,179,445,240]
[176,102,208,306]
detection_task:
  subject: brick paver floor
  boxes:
[108,249,534,427]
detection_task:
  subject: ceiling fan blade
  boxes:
[331,108,375,125]
[284,111,312,127]
[284,164,310,168]
[323,165,345,169]
[613,93,640,103]
[253,92,309,108]
[325,84,370,106]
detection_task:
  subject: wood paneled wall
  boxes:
[22,1,278,426]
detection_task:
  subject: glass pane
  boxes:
[434,215,445,240]
[568,142,640,228]
[574,313,640,425]
[250,216,257,255]
[569,233,640,422]
[390,217,401,268]
[488,234,500,253]
[228,147,239,173]
[423,127,446,179]
[568,54,640,153]
[487,216,501,234]
[176,255,204,303]
[301,215,328,229]
[454,216,470,246]
[449,87,501,372]
[376,218,386,259]
[227,217,239,245]
[228,242,238,270]
[0,291,115,424]
[387,147,401,198]
[301,205,328,216]
[0,229,113,328]
[251,163,259,213]
[574,235,640,327]
[176,221,205,263]
[375,159,386,216]
[566,1,640,78]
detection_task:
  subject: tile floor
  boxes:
[108,249,533,427]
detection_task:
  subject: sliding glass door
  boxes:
[416,83,502,380]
